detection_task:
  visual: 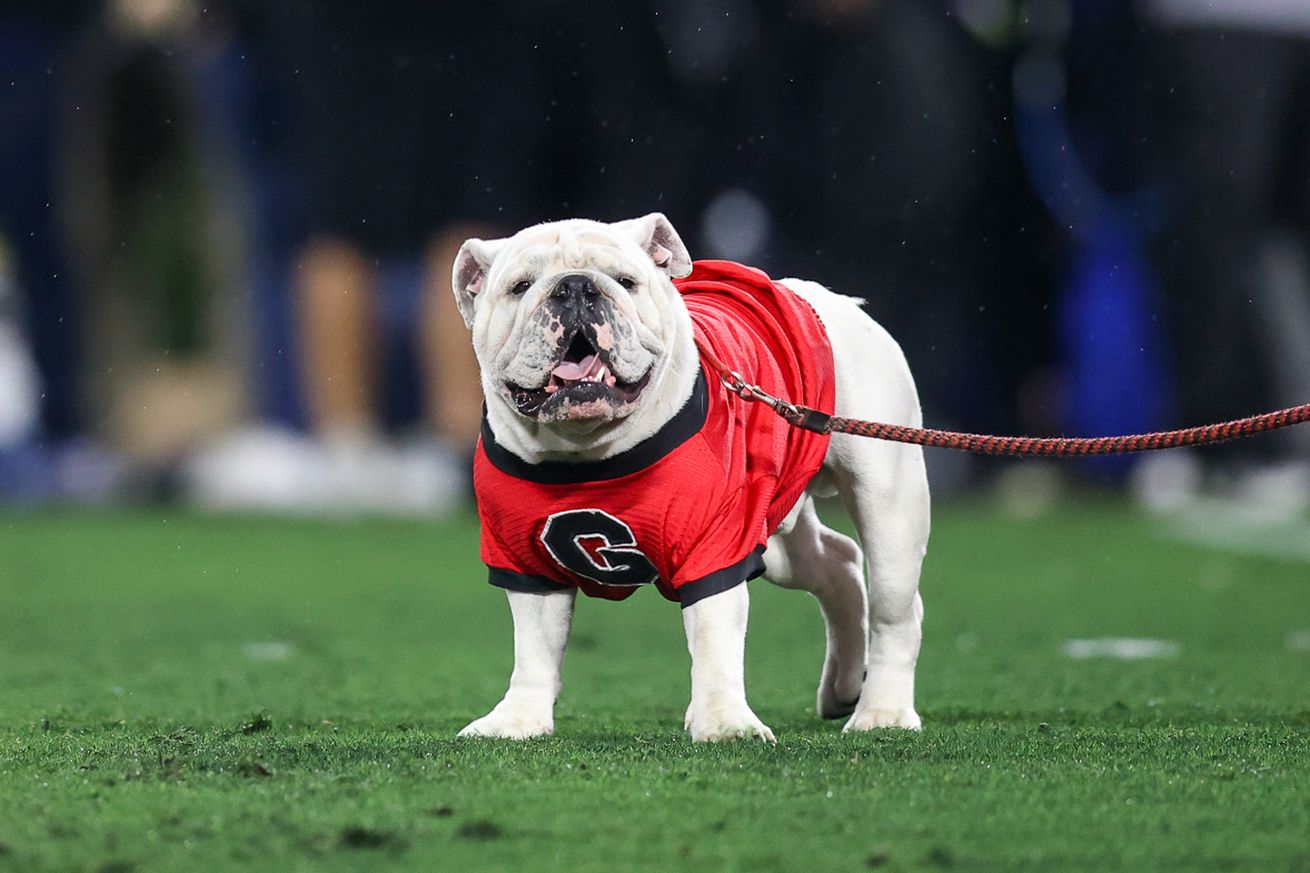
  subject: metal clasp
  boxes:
[717,367,832,434]
[719,370,752,397]
[719,370,801,416]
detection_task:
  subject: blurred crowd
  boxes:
[1,0,1309,516]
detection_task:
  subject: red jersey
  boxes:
[473,260,835,607]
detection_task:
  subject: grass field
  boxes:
[1,499,1308,872]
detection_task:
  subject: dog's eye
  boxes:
[616,276,638,291]
[509,280,532,296]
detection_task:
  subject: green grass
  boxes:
[1,501,1308,872]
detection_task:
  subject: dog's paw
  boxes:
[817,665,864,720]
[458,706,554,740]
[842,707,922,732]
[686,705,776,743]
[817,689,861,721]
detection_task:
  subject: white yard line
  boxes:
[242,641,296,662]
[1151,498,1310,565]
[1062,638,1180,660]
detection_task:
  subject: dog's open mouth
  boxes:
[507,331,651,419]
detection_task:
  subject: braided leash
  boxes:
[698,345,1310,457]
[822,405,1310,456]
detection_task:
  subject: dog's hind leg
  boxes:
[764,495,869,719]
[835,440,929,731]
[782,278,930,731]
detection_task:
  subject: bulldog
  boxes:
[452,213,929,742]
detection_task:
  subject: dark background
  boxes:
[2,0,1309,511]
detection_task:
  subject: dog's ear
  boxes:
[451,237,506,328]
[613,213,692,279]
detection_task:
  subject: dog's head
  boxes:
[452,214,696,448]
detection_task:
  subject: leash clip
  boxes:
[718,369,832,434]
[719,370,753,397]
[720,370,776,406]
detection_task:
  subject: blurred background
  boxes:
[1,0,1309,519]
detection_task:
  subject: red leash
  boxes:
[696,341,1310,457]
[822,405,1310,456]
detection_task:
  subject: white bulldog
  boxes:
[452,213,929,742]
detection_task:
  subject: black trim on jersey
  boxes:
[489,545,767,606]
[677,545,767,609]
[487,566,572,594]
[480,368,709,485]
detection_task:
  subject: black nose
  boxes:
[551,273,598,303]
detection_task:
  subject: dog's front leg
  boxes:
[682,584,775,743]
[459,588,575,739]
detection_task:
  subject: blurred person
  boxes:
[60,0,254,485]
[1134,0,1310,512]
[0,0,142,503]
[286,0,721,456]
[0,237,46,497]
[242,2,551,514]
[0,0,92,444]
[1012,0,1172,488]
[761,0,1060,492]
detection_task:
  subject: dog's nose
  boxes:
[551,273,598,304]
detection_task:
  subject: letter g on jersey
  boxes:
[540,509,659,587]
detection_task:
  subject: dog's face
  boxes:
[452,215,694,432]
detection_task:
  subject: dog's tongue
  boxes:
[551,354,601,381]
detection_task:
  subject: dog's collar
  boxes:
[480,368,708,485]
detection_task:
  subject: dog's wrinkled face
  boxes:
[452,214,694,429]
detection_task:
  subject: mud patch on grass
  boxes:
[340,826,401,850]
[457,820,504,841]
